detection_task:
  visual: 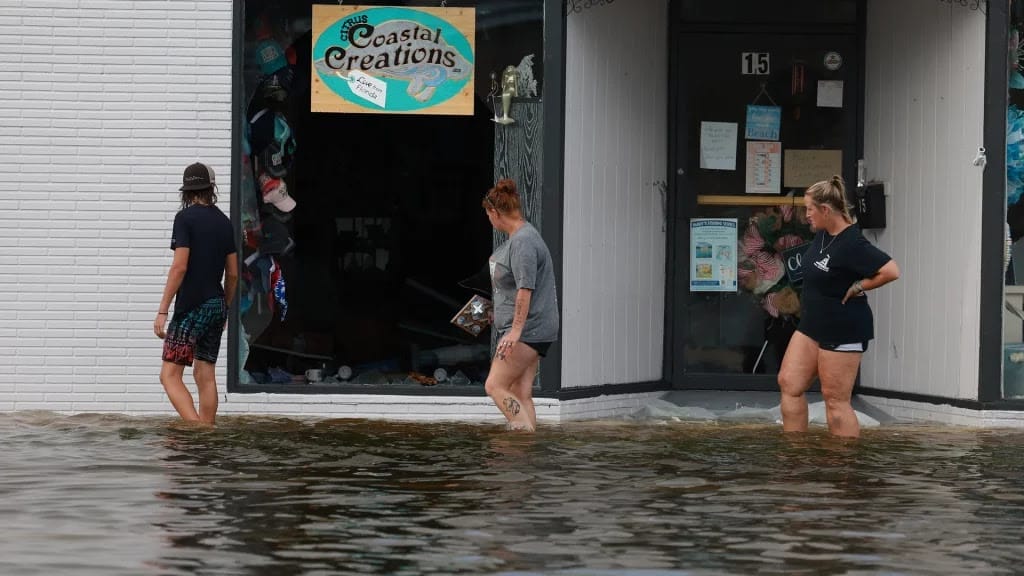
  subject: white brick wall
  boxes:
[0,0,233,413]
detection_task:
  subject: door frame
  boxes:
[663,1,867,391]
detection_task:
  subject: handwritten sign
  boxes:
[783,149,843,188]
[746,141,781,194]
[700,122,738,171]
[346,70,387,107]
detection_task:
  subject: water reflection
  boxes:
[2,414,1024,575]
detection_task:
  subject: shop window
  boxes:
[235,1,544,390]
[1006,0,1024,398]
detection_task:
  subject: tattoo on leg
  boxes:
[503,397,522,416]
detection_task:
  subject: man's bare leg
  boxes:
[160,361,200,422]
[193,360,219,425]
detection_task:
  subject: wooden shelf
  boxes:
[697,194,804,207]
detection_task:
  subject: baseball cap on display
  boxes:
[180,162,216,191]
[256,39,288,76]
[259,174,296,213]
[260,214,292,255]
[250,110,295,178]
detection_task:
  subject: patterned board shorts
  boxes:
[162,297,227,366]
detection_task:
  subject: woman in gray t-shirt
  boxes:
[482,179,559,431]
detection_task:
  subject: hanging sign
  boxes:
[690,219,738,293]
[781,242,811,284]
[745,105,781,140]
[311,5,476,115]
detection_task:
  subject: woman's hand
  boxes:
[497,332,519,360]
[841,281,864,305]
[154,313,167,339]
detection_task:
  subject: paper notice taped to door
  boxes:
[345,70,387,108]
[784,149,843,188]
[746,141,781,194]
[700,122,738,171]
[817,80,844,108]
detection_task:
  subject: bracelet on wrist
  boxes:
[157,312,169,315]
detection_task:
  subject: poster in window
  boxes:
[690,219,738,293]
[745,141,781,194]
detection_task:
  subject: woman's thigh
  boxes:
[488,342,539,391]
[817,350,862,402]
[778,330,819,395]
[514,356,540,400]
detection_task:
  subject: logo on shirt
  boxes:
[813,254,831,273]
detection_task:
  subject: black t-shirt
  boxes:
[797,225,891,344]
[170,204,236,314]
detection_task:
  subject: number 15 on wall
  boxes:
[742,52,770,75]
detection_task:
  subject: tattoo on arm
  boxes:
[512,289,532,332]
[503,397,522,416]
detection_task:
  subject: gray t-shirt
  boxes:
[489,222,560,343]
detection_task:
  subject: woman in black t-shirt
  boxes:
[778,176,900,438]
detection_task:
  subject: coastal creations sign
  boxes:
[311,5,475,115]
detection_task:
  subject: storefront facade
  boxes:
[0,0,1020,425]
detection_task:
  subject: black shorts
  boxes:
[162,297,227,366]
[522,341,553,357]
[819,341,869,354]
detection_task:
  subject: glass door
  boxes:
[671,31,859,388]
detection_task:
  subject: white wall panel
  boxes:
[563,0,668,389]
[863,0,985,399]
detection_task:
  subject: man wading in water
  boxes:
[154,163,238,425]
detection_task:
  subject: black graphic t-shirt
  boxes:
[797,225,891,344]
[170,205,237,315]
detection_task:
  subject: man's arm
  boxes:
[154,248,189,338]
[224,252,239,307]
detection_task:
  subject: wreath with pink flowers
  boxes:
[737,202,814,319]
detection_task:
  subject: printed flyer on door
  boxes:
[690,218,738,292]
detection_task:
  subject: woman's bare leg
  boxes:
[777,331,819,432]
[484,343,538,431]
[818,350,862,438]
[513,355,540,429]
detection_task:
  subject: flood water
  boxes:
[2,413,1024,575]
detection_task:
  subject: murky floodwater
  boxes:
[2,414,1024,575]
